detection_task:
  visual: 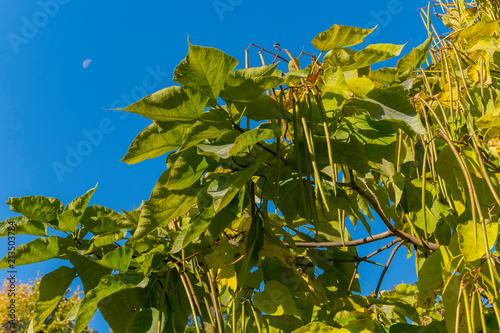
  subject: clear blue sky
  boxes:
[0,1,429,331]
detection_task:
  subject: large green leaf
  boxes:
[56,209,81,234]
[164,147,214,190]
[99,288,148,333]
[81,205,134,234]
[73,273,148,333]
[456,220,498,262]
[0,236,61,269]
[173,43,239,102]
[0,216,47,237]
[329,140,370,174]
[28,266,76,333]
[122,121,192,165]
[344,87,426,134]
[96,247,134,272]
[6,196,63,223]
[370,67,398,86]
[179,107,234,150]
[312,24,376,51]
[119,85,209,121]
[343,43,405,71]
[253,280,297,316]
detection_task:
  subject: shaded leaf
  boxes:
[74,273,148,333]
[70,254,112,293]
[99,287,148,333]
[28,266,76,333]
[253,280,297,316]
[126,308,160,333]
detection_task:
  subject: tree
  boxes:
[0,276,97,332]
[1,0,500,332]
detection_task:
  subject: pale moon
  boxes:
[83,59,92,69]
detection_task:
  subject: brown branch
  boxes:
[347,262,359,295]
[287,230,393,248]
[246,43,289,63]
[375,240,405,297]
[339,179,439,251]
[332,238,402,262]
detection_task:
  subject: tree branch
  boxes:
[287,230,392,248]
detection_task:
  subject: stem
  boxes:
[250,302,263,333]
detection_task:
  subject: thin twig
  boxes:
[375,240,405,297]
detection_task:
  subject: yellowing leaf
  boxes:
[456,220,498,262]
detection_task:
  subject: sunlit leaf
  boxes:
[6,196,63,223]
[312,24,376,51]
[119,85,208,121]
[0,216,47,237]
[0,236,60,269]
[122,121,192,165]
[173,43,238,102]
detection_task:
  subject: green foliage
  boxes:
[3,1,500,332]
